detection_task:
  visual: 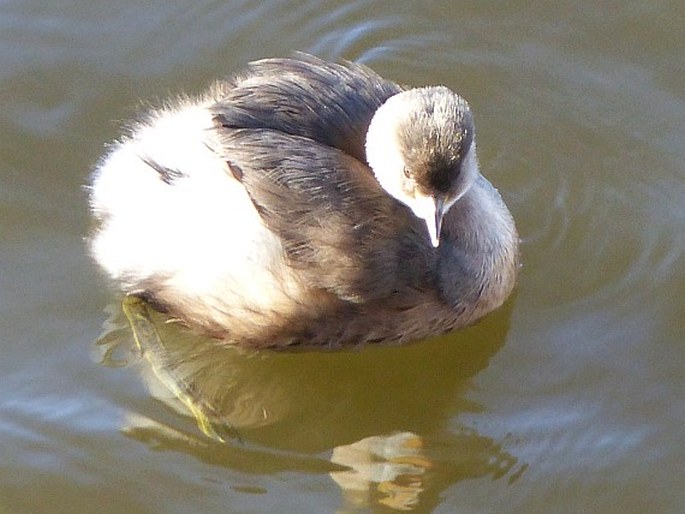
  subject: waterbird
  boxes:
[89,54,519,348]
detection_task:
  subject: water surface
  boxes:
[1,1,683,512]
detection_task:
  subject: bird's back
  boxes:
[206,55,433,304]
[211,54,403,162]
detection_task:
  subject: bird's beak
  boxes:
[410,193,449,248]
[432,196,445,248]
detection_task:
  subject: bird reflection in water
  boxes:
[94,297,525,511]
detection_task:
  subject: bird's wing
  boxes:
[209,127,431,303]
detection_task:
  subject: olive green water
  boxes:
[1,1,683,512]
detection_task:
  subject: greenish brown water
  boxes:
[1,1,683,512]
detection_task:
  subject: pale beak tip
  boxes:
[426,219,441,247]
[432,213,445,248]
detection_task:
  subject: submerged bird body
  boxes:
[90,55,518,348]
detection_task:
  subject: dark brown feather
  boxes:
[211,128,435,303]
[211,54,403,163]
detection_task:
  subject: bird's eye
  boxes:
[403,167,411,178]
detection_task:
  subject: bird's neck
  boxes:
[437,175,519,318]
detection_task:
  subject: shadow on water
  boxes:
[94,297,523,511]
